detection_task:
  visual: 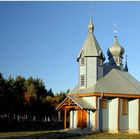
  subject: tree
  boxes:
[14,76,26,115]
[4,76,16,118]
[0,72,68,123]
[0,73,5,114]
[48,88,54,97]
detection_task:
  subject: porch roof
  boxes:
[56,95,95,110]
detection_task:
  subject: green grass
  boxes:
[72,132,140,139]
[1,131,140,139]
[0,130,78,139]
[0,130,57,138]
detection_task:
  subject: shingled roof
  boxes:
[68,69,140,95]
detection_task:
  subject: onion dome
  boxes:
[107,36,125,58]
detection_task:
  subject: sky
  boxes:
[0,1,140,94]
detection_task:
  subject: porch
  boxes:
[56,95,96,130]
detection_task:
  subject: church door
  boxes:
[77,110,87,129]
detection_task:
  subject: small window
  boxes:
[98,58,102,66]
[80,57,85,66]
[122,98,128,115]
[115,57,119,63]
[100,98,107,109]
[80,75,85,86]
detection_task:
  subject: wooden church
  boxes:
[56,17,140,133]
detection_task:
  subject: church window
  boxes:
[100,98,107,109]
[98,58,102,66]
[122,98,128,115]
[80,75,85,86]
[81,57,85,66]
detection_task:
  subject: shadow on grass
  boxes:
[0,120,63,132]
[0,131,81,139]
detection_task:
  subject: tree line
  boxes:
[0,72,68,122]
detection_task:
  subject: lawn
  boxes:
[1,131,140,139]
[72,132,140,139]
[0,130,79,139]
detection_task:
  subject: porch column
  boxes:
[72,110,74,128]
[129,99,139,133]
[64,108,67,129]
[58,110,61,122]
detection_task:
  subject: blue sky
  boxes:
[0,1,140,93]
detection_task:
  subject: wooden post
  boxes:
[95,97,97,131]
[64,108,66,129]
[81,110,83,129]
[58,110,61,122]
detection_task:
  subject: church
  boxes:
[56,17,140,133]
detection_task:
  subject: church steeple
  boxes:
[77,17,105,61]
[77,17,105,89]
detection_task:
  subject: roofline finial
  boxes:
[88,16,94,33]
[114,24,118,37]
[125,54,128,61]
[124,55,128,72]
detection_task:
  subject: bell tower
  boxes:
[77,17,105,89]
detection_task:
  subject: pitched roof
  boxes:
[68,69,140,95]
[77,17,105,60]
[69,96,95,110]
[56,95,95,110]
[77,33,103,58]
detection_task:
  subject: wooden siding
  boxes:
[122,98,128,115]
[100,98,107,109]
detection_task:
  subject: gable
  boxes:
[56,95,95,110]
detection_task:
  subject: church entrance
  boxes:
[77,109,87,129]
